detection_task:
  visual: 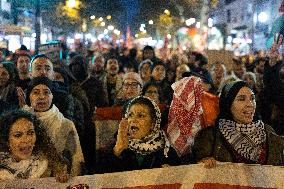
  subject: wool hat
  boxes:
[123,72,143,86]
[26,76,54,106]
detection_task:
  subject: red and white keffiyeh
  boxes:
[167,76,204,157]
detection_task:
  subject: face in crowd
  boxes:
[139,63,151,81]
[93,56,105,73]
[122,79,142,99]
[0,66,10,87]
[29,84,53,112]
[17,55,31,74]
[54,72,65,83]
[144,85,160,104]
[176,64,190,81]
[232,62,245,79]
[152,65,166,82]
[231,87,256,124]
[127,103,154,139]
[8,118,36,161]
[143,49,154,60]
[31,57,54,80]
[106,58,119,75]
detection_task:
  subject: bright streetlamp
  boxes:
[164,9,170,15]
[67,0,76,8]
[258,12,268,23]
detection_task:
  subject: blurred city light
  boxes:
[86,33,92,39]
[100,22,105,26]
[164,9,170,15]
[99,17,103,21]
[196,22,201,29]
[258,12,268,23]
[107,15,112,20]
[208,18,214,27]
[90,15,96,20]
[104,29,108,34]
[67,0,76,8]
[108,25,114,30]
[167,34,171,39]
[149,20,153,25]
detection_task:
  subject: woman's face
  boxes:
[54,72,65,83]
[140,63,151,81]
[231,87,256,124]
[0,67,10,87]
[29,84,53,112]
[17,56,30,73]
[8,118,36,161]
[144,85,159,104]
[243,75,255,88]
[127,103,153,139]
[152,65,166,82]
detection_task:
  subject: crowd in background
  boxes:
[0,36,283,182]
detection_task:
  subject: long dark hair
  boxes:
[0,109,64,164]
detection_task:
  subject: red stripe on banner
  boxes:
[193,183,276,189]
[102,183,182,189]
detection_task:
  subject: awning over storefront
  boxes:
[0,24,31,35]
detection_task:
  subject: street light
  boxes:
[149,20,154,25]
[100,22,105,26]
[68,0,76,8]
[99,17,103,21]
[164,9,170,15]
[258,12,268,23]
[108,25,114,30]
[90,15,96,20]
[107,15,112,20]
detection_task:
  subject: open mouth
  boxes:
[130,126,139,133]
[19,146,32,155]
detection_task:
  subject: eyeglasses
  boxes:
[123,82,141,89]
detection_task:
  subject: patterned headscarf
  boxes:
[125,96,170,157]
[167,76,204,157]
[218,81,266,162]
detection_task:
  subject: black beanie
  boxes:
[26,76,54,106]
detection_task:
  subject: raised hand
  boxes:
[16,87,26,108]
[113,118,129,156]
[268,33,283,67]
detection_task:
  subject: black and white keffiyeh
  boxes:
[0,152,48,180]
[126,96,170,157]
[218,119,267,162]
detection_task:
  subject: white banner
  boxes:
[0,163,283,189]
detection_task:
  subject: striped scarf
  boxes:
[218,119,266,162]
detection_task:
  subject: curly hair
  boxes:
[0,109,63,164]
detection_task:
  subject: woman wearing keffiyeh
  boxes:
[193,81,284,167]
[113,96,180,171]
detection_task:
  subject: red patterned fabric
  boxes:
[167,76,204,157]
[102,183,182,189]
[193,183,276,189]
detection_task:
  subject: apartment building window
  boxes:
[227,10,231,23]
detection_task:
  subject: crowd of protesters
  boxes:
[0,34,283,182]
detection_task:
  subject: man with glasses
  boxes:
[114,72,143,106]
